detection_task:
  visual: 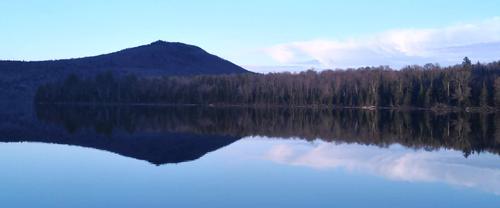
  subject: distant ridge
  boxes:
[0,40,250,100]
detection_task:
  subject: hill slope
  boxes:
[0,40,250,100]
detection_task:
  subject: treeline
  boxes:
[35,58,500,109]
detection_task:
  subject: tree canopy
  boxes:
[35,59,500,110]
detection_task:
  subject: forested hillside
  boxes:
[35,58,500,110]
[0,40,249,101]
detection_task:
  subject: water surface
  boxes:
[0,104,498,207]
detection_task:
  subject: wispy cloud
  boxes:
[262,140,500,195]
[265,17,500,69]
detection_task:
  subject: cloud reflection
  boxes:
[260,138,500,195]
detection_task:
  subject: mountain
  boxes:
[0,132,240,165]
[0,102,241,165]
[0,40,250,101]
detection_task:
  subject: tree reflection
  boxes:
[35,104,500,157]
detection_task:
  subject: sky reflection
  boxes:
[247,137,500,195]
[1,138,499,207]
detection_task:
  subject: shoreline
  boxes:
[34,102,499,113]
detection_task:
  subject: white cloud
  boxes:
[265,17,500,69]
[262,140,500,195]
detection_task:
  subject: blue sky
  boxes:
[1,0,500,72]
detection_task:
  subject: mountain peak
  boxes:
[150,40,169,45]
[149,40,190,47]
[144,40,204,52]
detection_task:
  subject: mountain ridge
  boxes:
[0,40,250,101]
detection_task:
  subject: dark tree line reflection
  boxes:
[35,105,500,157]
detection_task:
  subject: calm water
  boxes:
[0,104,499,207]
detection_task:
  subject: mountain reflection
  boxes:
[35,104,500,157]
[1,104,499,165]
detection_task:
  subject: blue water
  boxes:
[0,137,498,208]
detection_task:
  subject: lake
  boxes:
[0,104,499,207]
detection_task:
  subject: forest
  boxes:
[35,58,500,110]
